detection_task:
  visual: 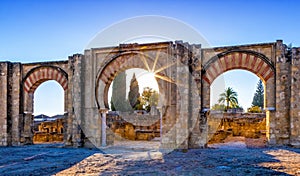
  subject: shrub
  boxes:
[247,106,262,113]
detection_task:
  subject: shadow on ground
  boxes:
[0,143,101,176]
[98,147,295,176]
[1,143,300,175]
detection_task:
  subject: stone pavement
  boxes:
[56,140,300,176]
[1,141,300,175]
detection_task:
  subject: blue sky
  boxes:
[1,0,299,115]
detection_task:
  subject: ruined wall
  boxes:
[1,40,300,148]
[208,112,266,143]
[33,118,65,143]
[107,114,160,141]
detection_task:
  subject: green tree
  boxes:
[110,100,116,111]
[140,87,159,112]
[128,73,140,109]
[218,87,239,111]
[111,71,132,112]
[251,80,264,108]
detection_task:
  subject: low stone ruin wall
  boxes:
[33,133,63,143]
[107,113,160,141]
[208,112,266,143]
[33,119,65,143]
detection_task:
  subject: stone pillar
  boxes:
[0,62,9,146]
[202,80,210,110]
[265,76,276,145]
[69,54,84,147]
[159,44,178,150]
[290,47,300,147]
[157,106,163,143]
[22,112,33,144]
[11,63,22,146]
[274,40,291,145]
[100,108,108,147]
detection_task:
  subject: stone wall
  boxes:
[0,62,10,146]
[33,118,65,143]
[2,40,300,148]
[107,113,160,141]
[290,47,300,147]
[208,112,266,143]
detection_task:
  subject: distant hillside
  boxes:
[34,114,64,122]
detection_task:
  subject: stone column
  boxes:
[274,40,291,145]
[100,108,108,147]
[23,112,33,144]
[290,47,300,147]
[157,106,163,143]
[0,62,9,146]
[265,76,276,145]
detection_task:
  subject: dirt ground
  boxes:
[1,139,300,176]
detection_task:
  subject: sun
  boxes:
[135,70,159,94]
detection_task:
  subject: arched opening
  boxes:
[22,66,68,145]
[94,48,200,149]
[208,69,267,148]
[106,68,161,146]
[32,80,65,144]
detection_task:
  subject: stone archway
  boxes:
[21,66,68,144]
[91,42,201,149]
[202,50,275,85]
[94,50,178,148]
[202,50,276,144]
[95,51,169,109]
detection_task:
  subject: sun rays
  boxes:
[139,50,178,85]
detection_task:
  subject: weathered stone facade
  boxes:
[1,40,300,148]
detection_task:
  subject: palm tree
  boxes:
[218,87,239,111]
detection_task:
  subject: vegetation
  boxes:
[139,87,159,112]
[218,87,239,111]
[251,80,264,108]
[110,71,159,113]
[110,71,132,112]
[128,73,140,110]
[247,106,262,113]
[110,100,116,111]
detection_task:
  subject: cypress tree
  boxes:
[111,71,132,112]
[128,73,140,109]
[251,80,264,108]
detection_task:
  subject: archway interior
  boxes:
[108,68,160,112]
[209,69,267,148]
[33,80,64,116]
[33,80,65,144]
[210,69,263,111]
[106,68,162,144]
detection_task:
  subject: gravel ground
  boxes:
[1,142,300,176]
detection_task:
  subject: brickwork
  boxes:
[1,40,300,148]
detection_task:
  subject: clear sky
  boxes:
[1,0,300,115]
